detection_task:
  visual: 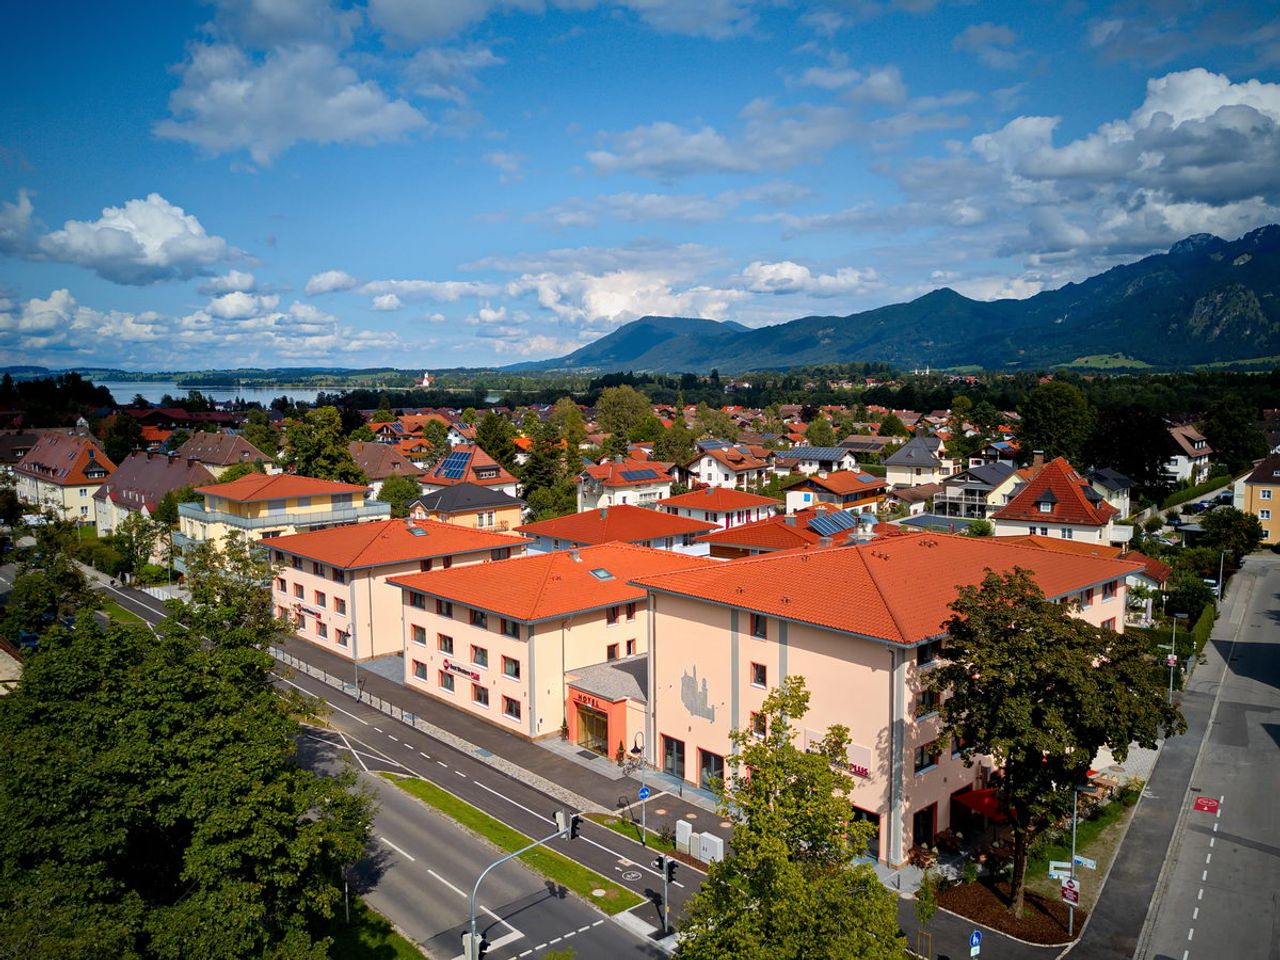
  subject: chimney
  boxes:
[600,507,608,519]
[785,515,796,526]
[1032,450,1045,469]
[819,536,832,547]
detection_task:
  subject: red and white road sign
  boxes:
[1061,877,1081,905]
[1193,796,1220,814]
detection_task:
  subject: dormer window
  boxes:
[1038,501,1052,513]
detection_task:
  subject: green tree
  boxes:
[601,433,630,460]
[653,420,697,466]
[1198,506,1264,565]
[1017,380,1094,464]
[475,411,518,471]
[804,416,837,448]
[1164,570,1214,616]
[678,677,905,960]
[347,423,375,442]
[950,394,973,424]
[926,569,1183,917]
[877,413,909,438]
[376,474,422,518]
[1201,396,1268,475]
[693,403,739,441]
[167,427,191,451]
[1085,404,1170,491]
[970,400,1000,435]
[280,407,368,483]
[596,385,652,438]
[102,414,142,464]
[627,412,667,443]
[550,398,587,450]
[520,420,564,496]
[217,460,266,484]
[423,419,450,467]
[0,484,21,526]
[461,407,477,426]
[962,519,994,537]
[112,511,159,577]
[914,868,939,941]
[526,479,577,521]
[152,485,202,527]
[241,408,280,460]
[0,533,373,960]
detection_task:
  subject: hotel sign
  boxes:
[846,743,873,779]
[442,659,481,682]
[571,690,604,710]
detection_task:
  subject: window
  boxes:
[438,634,454,654]
[412,625,427,645]
[1261,509,1272,521]
[293,583,304,599]
[750,613,767,640]
[472,684,490,707]
[1102,580,1117,601]
[334,597,346,615]
[1040,526,1049,536]
[1261,489,1272,501]
[1038,501,1052,513]
[750,711,766,739]
[439,670,454,692]
[491,547,511,561]
[312,562,323,576]
[626,602,636,621]
[470,609,488,629]
[316,622,327,639]
[314,591,326,608]
[698,749,725,790]
[276,577,286,592]
[336,630,348,647]
[502,618,520,638]
[750,662,767,688]
[917,687,941,716]
[274,551,286,564]
[1082,588,1095,607]
[1102,618,1117,631]
[607,606,619,626]
[413,660,427,680]
[502,696,521,720]
[914,741,941,773]
[1061,528,1074,539]
[436,598,453,617]
[291,556,303,570]
[331,569,346,584]
[471,645,488,668]
[625,639,636,656]
[421,558,434,572]
[502,656,520,680]
[916,638,943,666]
[442,556,453,569]
[951,734,971,758]
[662,736,686,778]
[409,592,426,609]
[606,643,619,661]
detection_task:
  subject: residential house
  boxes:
[390,543,717,745]
[840,434,899,459]
[681,441,771,489]
[692,504,875,559]
[348,440,424,498]
[420,444,519,498]
[94,451,216,537]
[967,440,1018,467]
[577,458,673,511]
[1165,425,1213,485]
[409,482,525,532]
[772,445,858,476]
[633,534,1138,862]
[447,422,477,446]
[1238,453,1280,544]
[175,432,273,478]
[514,504,715,555]
[883,482,943,517]
[0,431,40,474]
[933,462,1020,519]
[1087,468,1133,519]
[265,518,529,661]
[14,433,115,523]
[1000,534,1171,622]
[658,487,779,530]
[991,457,1120,543]
[884,436,955,489]
[785,471,887,515]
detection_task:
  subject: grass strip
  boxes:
[326,895,424,959]
[381,773,644,915]
[99,599,145,624]
[1026,785,1141,881]
[587,812,676,853]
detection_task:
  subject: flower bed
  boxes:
[938,879,1080,944]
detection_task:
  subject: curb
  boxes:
[935,903,1072,950]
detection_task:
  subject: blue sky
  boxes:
[2,0,1278,371]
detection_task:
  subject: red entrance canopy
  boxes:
[953,788,1007,823]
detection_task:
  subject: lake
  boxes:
[96,381,327,406]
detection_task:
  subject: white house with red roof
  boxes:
[420,444,519,498]
[576,457,672,511]
[515,503,715,554]
[658,486,780,530]
[991,456,1121,543]
[680,441,771,489]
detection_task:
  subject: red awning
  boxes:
[953,788,1007,823]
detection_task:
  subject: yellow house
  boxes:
[1240,454,1280,544]
[408,481,525,532]
[175,472,390,568]
[14,433,115,524]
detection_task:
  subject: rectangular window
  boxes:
[916,638,943,666]
[274,551,286,564]
[607,606,619,626]
[421,558,434,572]
[336,630,348,647]
[312,562,323,576]
[436,598,453,617]
[472,683,489,707]
[626,602,636,621]
[316,622,327,639]
[502,696,521,720]
[1083,588,1095,607]
[443,556,453,569]
[291,556,303,570]
[275,577,286,592]
[1102,618,1117,632]
[314,591,326,608]
[951,734,971,759]
[1261,509,1272,521]
[491,547,511,561]
[470,609,488,629]
[626,639,636,656]
[750,662,767,688]
[412,625,427,645]
[1102,580,1117,601]
[413,660,427,680]
[662,736,686,779]
[502,619,520,639]
[1261,489,1272,501]
[439,670,455,692]
[751,613,767,640]
[409,592,426,609]
[750,711,766,739]
[293,583,304,599]
[1061,528,1074,539]
[502,655,520,680]
[438,634,453,654]
[914,741,941,773]
[917,688,941,716]
[331,568,345,584]
[334,597,346,615]
[606,643,619,661]
[471,645,488,668]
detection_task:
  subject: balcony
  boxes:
[933,491,996,519]
[178,500,392,530]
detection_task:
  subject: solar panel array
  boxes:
[437,450,472,479]
[620,468,658,481]
[697,439,732,451]
[807,510,859,537]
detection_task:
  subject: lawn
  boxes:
[326,895,423,959]
[1024,785,1141,910]
[99,599,145,624]
[1057,353,1154,370]
[587,812,676,852]
[382,773,644,915]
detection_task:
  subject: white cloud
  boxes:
[212,0,361,47]
[0,189,34,255]
[360,278,501,301]
[741,260,882,297]
[484,150,525,184]
[207,291,280,318]
[155,43,428,164]
[371,293,402,311]
[34,193,239,285]
[198,269,256,294]
[305,269,361,295]
[406,45,506,102]
[952,22,1029,70]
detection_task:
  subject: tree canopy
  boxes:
[1017,380,1094,464]
[1201,396,1269,475]
[280,406,368,484]
[596,385,652,438]
[375,474,423,518]
[804,416,837,448]
[475,411,518,471]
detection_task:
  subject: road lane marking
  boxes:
[1188,928,1194,941]
[374,727,383,732]
[437,760,448,768]
[378,836,415,862]
[1198,888,1203,900]
[1202,870,1208,881]
[427,868,466,897]
[338,731,369,772]
[455,770,466,778]
[1209,837,1215,847]
[273,674,368,725]
[387,734,398,742]
[420,751,431,759]
[1193,907,1199,920]
[474,780,553,823]
[1205,853,1211,864]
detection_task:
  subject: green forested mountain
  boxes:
[513,225,1280,373]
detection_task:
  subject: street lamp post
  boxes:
[629,733,647,846]
[1167,612,1187,705]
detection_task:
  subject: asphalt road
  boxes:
[298,732,665,959]
[1138,552,1280,960]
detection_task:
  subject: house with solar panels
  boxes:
[679,439,771,489]
[784,470,887,514]
[576,458,673,511]
[771,445,858,477]
[420,443,519,498]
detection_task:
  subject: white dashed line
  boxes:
[1198,888,1203,900]
[1188,928,1194,941]
[1202,870,1208,881]
[1205,853,1212,864]
[474,780,554,823]
[455,770,467,778]
[577,925,591,933]
[1193,907,1199,920]
[426,868,466,898]
[1209,837,1215,847]
[437,760,448,768]
[419,751,431,759]
[378,836,416,862]
[387,735,399,742]
[373,727,383,733]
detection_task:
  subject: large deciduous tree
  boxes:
[101,414,143,465]
[804,416,837,448]
[1017,380,1095,465]
[596,385,652,438]
[1200,396,1268,476]
[550,397,587,451]
[241,407,280,459]
[653,420,696,466]
[925,569,1183,917]
[1086,403,1171,490]
[1197,506,1264,565]
[280,406,368,484]
[376,474,423,518]
[678,677,905,960]
[475,411,518,472]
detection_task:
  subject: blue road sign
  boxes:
[970,930,982,948]
[638,786,651,801]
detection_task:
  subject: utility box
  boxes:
[675,820,694,854]
[699,832,725,863]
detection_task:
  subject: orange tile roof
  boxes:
[658,487,780,511]
[702,445,768,472]
[262,518,527,569]
[999,535,1171,584]
[797,470,887,497]
[15,433,115,486]
[389,542,716,622]
[515,504,715,545]
[195,472,369,501]
[422,444,517,488]
[993,457,1118,526]
[693,510,858,551]
[636,533,1141,645]
[580,458,672,488]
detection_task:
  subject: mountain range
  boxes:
[510,225,1280,374]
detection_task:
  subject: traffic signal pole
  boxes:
[651,854,677,935]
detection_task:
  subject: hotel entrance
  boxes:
[574,701,609,755]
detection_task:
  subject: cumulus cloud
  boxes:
[407,44,505,102]
[741,261,882,297]
[206,291,280,319]
[371,293,402,311]
[483,150,525,184]
[361,278,501,301]
[213,0,361,47]
[0,189,34,255]
[198,269,256,294]
[952,22,1029,70]
[155,43,429,164]
[305,269,361,295]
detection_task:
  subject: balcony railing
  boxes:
[178,501,391,530]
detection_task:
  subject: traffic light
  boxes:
[664,857,677,882]
[556,810,582,839]
[460,932,487,960]
[652,855,677,882]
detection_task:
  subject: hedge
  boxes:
[1161,474,1232,510]
[1189,602,1215,659]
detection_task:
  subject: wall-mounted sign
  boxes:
[570,690,604,710]
[442,659,480,682]
[846,742,873,779]
[293,603,321,618]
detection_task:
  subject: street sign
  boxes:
[1166,653,1179,667]
[1193,796,1220,814]
[638,785,651,801]
[969,930,981,956]
[1061,877,1081,905]
[1073,854,1097,870]
[1048,859,1072,879]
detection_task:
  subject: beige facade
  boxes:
[18,474,104,523]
